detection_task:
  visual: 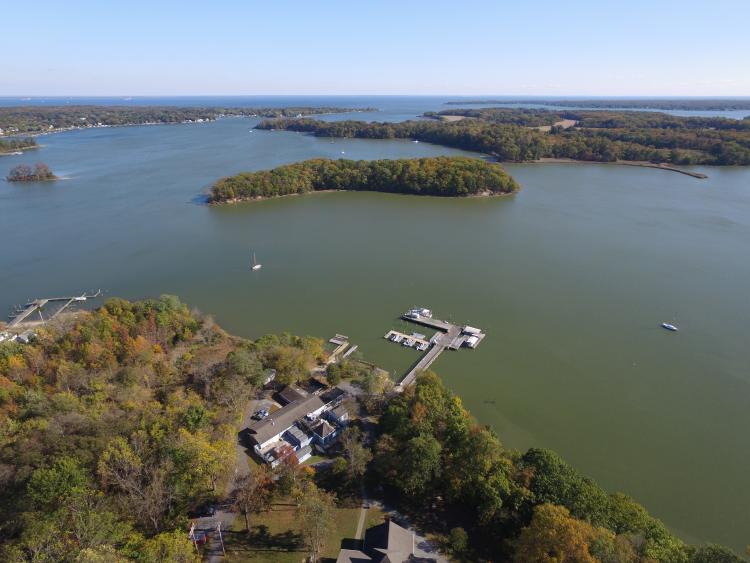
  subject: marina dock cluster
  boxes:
[387,308,486,389]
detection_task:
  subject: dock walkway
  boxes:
[392,311,486,391]
[7,291,101,328]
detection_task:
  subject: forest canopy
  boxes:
[0,105,376,136]
[0,296,325,561]
[209,156,519,203]
[0,137,36,153]
[259,110,750,165]
[374,371,745,562]
[6,163,57,182]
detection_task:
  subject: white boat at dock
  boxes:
[406,307,432,319]
[403,338,416,347]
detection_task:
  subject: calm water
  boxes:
[1,99,749,553]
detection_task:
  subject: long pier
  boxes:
[7,290,101,328]
[391,310,486,391]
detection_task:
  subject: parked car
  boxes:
[188,504,216,518]
[252,408,269,420]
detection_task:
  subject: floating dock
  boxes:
[6,290,101,328]
[327,334,350,363]
[388,309,486,390]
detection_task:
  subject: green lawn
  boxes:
[301,454,326,466]
[222,497,361,562]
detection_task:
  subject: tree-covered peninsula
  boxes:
[0,137,37,154]
[209,156,519,203]
[0,105,376,136]
[258,109,750,166]
[6,163,57,182]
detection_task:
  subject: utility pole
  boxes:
[217,521,226,556]
[189,522,198,552]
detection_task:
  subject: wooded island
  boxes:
[209,156,519,203]
[6,163,57,182]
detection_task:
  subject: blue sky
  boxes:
[4,0,749,96]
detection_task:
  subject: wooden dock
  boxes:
[327,334,350,364]
[7,290,101,328]
[392,311,486,391]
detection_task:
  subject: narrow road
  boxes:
[204,396,268,562]
[354,488,368,540]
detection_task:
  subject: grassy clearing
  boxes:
[221,497,361,562]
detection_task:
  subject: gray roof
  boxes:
[278,386,305,405]
[248,396,324,446]
[365,520,414,562]
[336,549,371,563]
[285,425,310,444]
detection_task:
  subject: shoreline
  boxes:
[0,109,377,140]
[530,157,708,179]
[208,187,516,206]
[0,146,40,156]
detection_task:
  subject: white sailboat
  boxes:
[251,252,262,271]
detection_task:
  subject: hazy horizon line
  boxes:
[3,93,750,99]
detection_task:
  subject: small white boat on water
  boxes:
[661,322,678,332]
[251,252,262,271]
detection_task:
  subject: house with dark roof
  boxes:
[277,385,305,405]
[310,419,338,446]
[336,518,434,563]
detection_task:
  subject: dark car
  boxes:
[188,504,216,518]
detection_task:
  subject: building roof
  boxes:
[320,386,346,405]
[269,443,295,463]
[312,419,336,438]
[364,520,414,562]
[248,396,325,447]
[277,386,305,405]
[330,405,349,419]
[294,444,313,461]
[336,549,372,563]
[285,425,311,444]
